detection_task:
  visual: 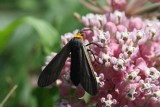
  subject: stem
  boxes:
[80,0,104,13]
[94,0,111,13]
[126,0,138,13]
[134,0,148,9]
[126,0,148,16]
[104,0,111,6]
[132,2,160,15]
[0,85,18,107]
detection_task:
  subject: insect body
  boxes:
[38,31,98,95]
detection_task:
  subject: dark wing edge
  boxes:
[38,42,71,87]
[80,45,98,95]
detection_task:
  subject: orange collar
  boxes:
[74,33,83,40]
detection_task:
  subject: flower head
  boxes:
[43,11,160,107]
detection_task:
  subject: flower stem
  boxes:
[0,85,18,107]
[132,2,160,15]
[80,0,103,13]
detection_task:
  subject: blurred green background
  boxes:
[0,0,90,107]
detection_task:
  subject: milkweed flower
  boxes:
[42,10,160,107]
[34,0,160,106]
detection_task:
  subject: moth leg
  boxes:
[85,42,105,48]
[87,49,102,64]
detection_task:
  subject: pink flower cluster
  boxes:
[44,11,160,107]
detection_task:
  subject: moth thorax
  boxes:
[74,33,83,40]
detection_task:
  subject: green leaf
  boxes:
[0,16,59,54]
[0,18,24,53]
[80,92,91,103]
[24,17,59,54]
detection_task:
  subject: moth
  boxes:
[38,29,98,95]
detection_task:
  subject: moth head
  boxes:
[74,28,92,40]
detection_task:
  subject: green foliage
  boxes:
[0,16,59,54]
[0,0,89,107]
[81,92,91,103]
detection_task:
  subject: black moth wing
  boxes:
[80,43,98,95]
[38,41,71,87]
[70,38,98,95]
[70,38,81,86]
